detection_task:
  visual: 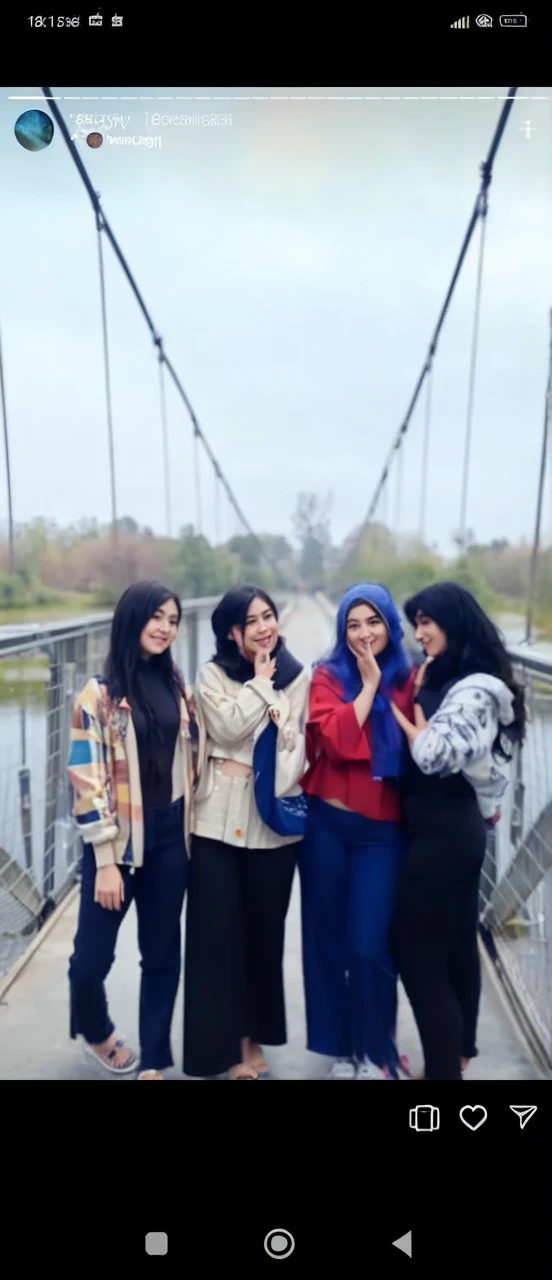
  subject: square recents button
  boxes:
[145,1233,168,1256]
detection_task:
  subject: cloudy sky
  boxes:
[1,85,551,556]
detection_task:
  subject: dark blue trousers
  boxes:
[299,797,403,1070]
[68,798,188,1072]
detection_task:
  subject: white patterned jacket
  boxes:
[410,673,517,819]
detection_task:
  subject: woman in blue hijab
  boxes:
[300,583,415,1079]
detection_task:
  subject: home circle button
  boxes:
[263,1229,295,1259]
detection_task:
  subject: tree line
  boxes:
[0,498,549,634]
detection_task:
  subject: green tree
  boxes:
[172,526,236,598]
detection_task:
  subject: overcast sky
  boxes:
[1,86,551,557]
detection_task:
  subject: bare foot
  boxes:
[461,1057,471,1072]
[227,1063,259,1079]
[90,1033,135,1069]
[137,1070,164,1080]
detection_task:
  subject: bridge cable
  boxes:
[381,471,389,528]
[394,439,404,532]
[157,353,172,538]
[194,427,203,535]
[214,471,221,545]
[41,88,278,575]
[95,208,118,546]
[457,192,489,550]
[419,358,433,542]
[0,328,15,573]
[343,87,518,565]
[525,308,552,643]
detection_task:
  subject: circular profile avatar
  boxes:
[14,110,54,151]
[87,132,103,148]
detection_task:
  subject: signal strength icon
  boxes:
[451,14,470,25]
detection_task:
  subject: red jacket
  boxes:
[300,665,416,823]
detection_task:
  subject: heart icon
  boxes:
[459,1105,487,1131]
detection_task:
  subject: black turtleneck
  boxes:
[131,661,181,808]
[400,673,475,811]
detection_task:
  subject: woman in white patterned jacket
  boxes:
[390,582,526,1082]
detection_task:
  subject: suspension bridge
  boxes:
[0,86,550,1079]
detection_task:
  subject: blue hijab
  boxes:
[320,582,412,780]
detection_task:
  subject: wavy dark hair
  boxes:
[104,580,184,719]
[403,581,526,755]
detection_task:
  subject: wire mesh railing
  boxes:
[0,599,218,981]
[479,650,552,1070]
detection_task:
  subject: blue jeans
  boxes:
[298,797,403,1070]
[69,798,187,1072]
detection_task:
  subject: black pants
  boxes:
[183,835,298,1077]
[69,798,188,1072]
[394,800,486,1081]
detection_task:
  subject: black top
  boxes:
[131,661,181,809]
[400,678,477,824]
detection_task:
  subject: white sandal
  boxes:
[137,1070,164,1080]
[84,1036,138,1075]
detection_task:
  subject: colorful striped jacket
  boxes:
[67,675,205,868]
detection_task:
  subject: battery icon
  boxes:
[499,12,528,24]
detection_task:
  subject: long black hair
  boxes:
[210,583,303,690]
[104,579,184,716]
[403,581,526,754]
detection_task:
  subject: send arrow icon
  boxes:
[510,1105,538,1130]
[393,1231,412,1258]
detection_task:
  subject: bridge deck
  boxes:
[0,596,543,1080]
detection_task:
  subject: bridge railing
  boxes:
[0,596,227,982]
[479,649,552,1071]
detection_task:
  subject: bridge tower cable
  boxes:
[41,88,279,577]
[341,87,518,569]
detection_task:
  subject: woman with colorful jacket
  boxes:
[299,583,415,1080]
[66,581,203,1080]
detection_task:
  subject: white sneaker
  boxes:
[355,1057,386,1080]
[326,1057,356,1079]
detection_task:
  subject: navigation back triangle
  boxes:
[393,1231,412,1258]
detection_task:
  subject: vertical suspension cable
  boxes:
[394,440,404,532]
[95,208,118,547]
[0,328,15,573]
[381,472,389,528]
[193,426,203,534]
[214,470,221,545]
[157,352,172,538]
[419,359,434,542]
[525,308,552,643]
[458,194,488,551]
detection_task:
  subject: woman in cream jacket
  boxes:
[183,585,309,1080]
